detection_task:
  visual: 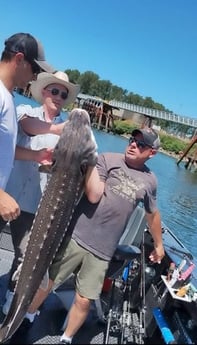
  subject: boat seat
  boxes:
[94,206,146,322]
[114,244,141,260]
[105,206,146,280]
[105,244,141,280]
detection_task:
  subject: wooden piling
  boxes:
[177,136,197,167]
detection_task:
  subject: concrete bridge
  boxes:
[77,93,197,129]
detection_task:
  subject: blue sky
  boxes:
[0,0,196,118]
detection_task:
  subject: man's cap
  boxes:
[131,127,160,149]
[4,33,55,73]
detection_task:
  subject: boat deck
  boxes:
[3,223,194,344]
[0,227,143,344]
[0,227,108,344]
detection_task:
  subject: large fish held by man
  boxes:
[0,108,98,343]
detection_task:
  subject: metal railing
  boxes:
[109,100,197,128]
[77,93,197,128]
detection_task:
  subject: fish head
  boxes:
[52,108,98,171]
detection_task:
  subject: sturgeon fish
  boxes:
[0,108,98,343]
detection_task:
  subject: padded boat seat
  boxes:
[105,206,146,280]
[113,244,141,261]
[95,206,146,321]
[105,244,141,280]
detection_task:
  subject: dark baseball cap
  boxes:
[4,33,55,73]
[132,127,160,150]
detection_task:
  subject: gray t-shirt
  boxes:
[72,152,158,261]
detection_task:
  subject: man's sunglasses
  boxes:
[46,88,68,100]
[28,60,43,75]
[129,136,151,149]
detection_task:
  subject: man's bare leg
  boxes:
[63,292,91,338]
[27,282,91,343]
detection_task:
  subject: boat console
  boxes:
[144,224,197,344]
[55,207,197,344]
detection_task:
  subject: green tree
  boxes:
[65,69,80,84]
[79,71,99,94]
[143,97,155,108]
[98,80,113,100]
[111,85,126,101]
[64,68,172,114]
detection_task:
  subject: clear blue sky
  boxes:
[0,0,196,118]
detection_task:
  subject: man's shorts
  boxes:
[49,238,109,300]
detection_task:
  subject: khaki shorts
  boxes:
[49,238,109,300]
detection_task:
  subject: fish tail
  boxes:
[0,325,10,343]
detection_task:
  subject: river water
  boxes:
[14,93,197,258]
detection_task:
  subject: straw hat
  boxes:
[31,71,80,106]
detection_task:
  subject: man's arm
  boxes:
[20,116,66,136]
[15,146,53,165]
[84,166,105,204]
[0,189,20,221]
[145,209,165,263]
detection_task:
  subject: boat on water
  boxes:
[0,205,197,344]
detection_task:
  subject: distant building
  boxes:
[79,96,119,132]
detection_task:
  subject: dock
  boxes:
[177,135,197,170]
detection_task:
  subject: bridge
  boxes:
[77,93,197,129]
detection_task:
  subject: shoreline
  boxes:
[158,147,180,160]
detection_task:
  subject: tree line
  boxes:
[65,69,170,112]
[66,69,196,139]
